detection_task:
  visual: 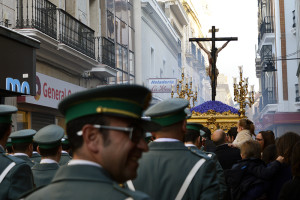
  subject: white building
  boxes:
[216,74,234,106]
[0,0,136,130]
[255,0,300,137]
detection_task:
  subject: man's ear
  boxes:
[82,124,100,153]
[37,146,41,155]
[29,143,33,152]
[182,120,187,133]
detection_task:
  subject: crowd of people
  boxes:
[0,84,299,200]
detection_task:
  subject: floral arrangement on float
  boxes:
[191,100,239,115]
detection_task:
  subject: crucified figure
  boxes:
[197,41,230,87]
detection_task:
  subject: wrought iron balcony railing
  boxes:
[258,16,274,45]
[16,0,57,39]
[260,87,277,111]
[95,37,116,68]
[16,0,95,59]
[58,9,95,59]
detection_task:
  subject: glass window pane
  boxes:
[123,47,128,72]
[129,27,134,51]
[130,75,135,84]
[129,51,134,75]
[17,111,28,130]
[121,21,128,46]
[117,71,123,84]
[115,17,121,44]
[107,0,114,13]
[115,0,122,19]
[107,11,115,41]
[116,44,122,69]
[128,3,133,27]
[122,0,128,24]
[123,72,128,84]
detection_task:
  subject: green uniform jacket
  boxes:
[188,145,227,200]
[133,142,219,200]
[24,164,151,200]
[0,148,34,200]
[31,163,59,187]
[31,152,41,163]
[59,152,72,165]
[14,155,35,167]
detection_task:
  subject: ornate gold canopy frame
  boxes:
[187,110,242,133]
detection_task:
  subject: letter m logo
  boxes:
[6,78,30,94]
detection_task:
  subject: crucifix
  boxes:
[189,26,238,101]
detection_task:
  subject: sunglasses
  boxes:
[77,124,145,143]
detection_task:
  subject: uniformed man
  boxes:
[24,85,160,200]
[31,124,64,187]
[59,135,72,165]
[184,123,227,200]
[131,98,219,200]
[0,105,34,200]
[10,129,36,167]
[31,142,42,163]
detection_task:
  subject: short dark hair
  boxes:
[12,142,31,153]
[66,114,109,152]
[201,127,211,140]
[184,129,200,143]
[241,140,261,159]
[227,127,238,140]
[0,123,11,140]
[39,145,61,157]
[62,143,70,151]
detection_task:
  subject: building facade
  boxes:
[0,0,136,130]
[255,0,300,137]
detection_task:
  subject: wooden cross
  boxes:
[189,26,238,101]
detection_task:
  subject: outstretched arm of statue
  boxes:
[216,41,230,54]
[197,41,211,56]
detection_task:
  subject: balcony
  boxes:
[16,0,94,59]
[15,0,116,77]
[259,88,277,113]
[258,16,275,48]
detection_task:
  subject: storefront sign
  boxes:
[0,26,39,96]
[18,73,85,109]
[148,78,177,93]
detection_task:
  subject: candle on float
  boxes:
[238,66,243,73]
[233,77,237,84]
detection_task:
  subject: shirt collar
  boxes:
[14,153,29,157]
[68,159,102,168]
[40,158,58,164]
[154,138,180,142]
[185,144,196,147]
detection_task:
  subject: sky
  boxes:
[194,0,259,95]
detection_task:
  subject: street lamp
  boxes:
[263,60,277,77]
